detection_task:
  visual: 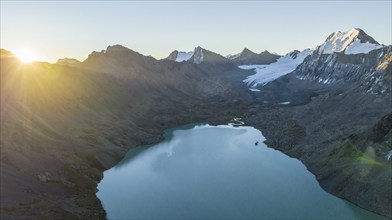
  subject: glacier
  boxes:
[240,49,312,87]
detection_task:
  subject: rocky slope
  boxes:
[188,46,230,65]
[245,28,392,217]
[296,46,391,95]
[0,47,251,219]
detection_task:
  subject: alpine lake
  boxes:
[97,122,387,219]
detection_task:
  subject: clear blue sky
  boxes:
[1,1,391,62]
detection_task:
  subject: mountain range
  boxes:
[1,28,391,219]
[166,47,280,65]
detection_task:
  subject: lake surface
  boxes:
[97,124,387,219]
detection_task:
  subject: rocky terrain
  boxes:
[0,46,252,219]
[246,29,392,217]
[1,28,391,219]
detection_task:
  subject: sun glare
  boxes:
[14,49,39,63]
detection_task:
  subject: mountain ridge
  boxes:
[1,28,391,219]
[228,48,281,65]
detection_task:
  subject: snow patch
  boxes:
[249,88,261,92]
[226,52,241,60]
[279,101,290,105]
[344,39,382,54]
[240,49,312,87]
[193,47,204,64]
[175,51,193,62]
[387,150,392,161]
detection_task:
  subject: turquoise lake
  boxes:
[97,124,387,219]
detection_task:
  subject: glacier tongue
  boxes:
[240,49,312,87]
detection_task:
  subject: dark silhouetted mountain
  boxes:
[228,48,281,65]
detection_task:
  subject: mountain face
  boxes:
[317,28,382,55]
[188,46,229,64]
[166,50,194,62]
[167,46,281,66]
[295,46,391,95]
[0,46,249,219]
[244,28,390,95]
[165,47,231,65]
[247,28,391,217]
[228,48,281,65]
[82,44,157,72]
[293,28,391,95]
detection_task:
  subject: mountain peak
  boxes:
[166,50,193,62]
[353,28,379,44]
[288,50,301,59]
[325,28,378,44]
[228,48,281,65]
[82,44,156,71]
[260,50,270,55]
[192,46,205,64]
[166,50,179,61]
[242,48,255,54]
[318,28,382,55]
[85,44,148,60]
[195,46,204,51]
[56,58,81,65]
[106,44,129,51]
[189,46,229,64]
[104,44,142,55]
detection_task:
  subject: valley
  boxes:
[1,28,391,219]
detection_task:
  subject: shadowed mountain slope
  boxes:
[0,46,249,219]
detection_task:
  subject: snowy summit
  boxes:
[317,28,382,55]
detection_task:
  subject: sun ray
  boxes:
[14,49,39,63]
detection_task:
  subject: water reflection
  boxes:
[98,124,387,220]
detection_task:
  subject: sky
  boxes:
[1,1,391,63]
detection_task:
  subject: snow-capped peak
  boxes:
[317,28,382,55]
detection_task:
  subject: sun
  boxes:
[14,49,39,63]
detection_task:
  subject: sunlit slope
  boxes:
[0,47,237,218]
